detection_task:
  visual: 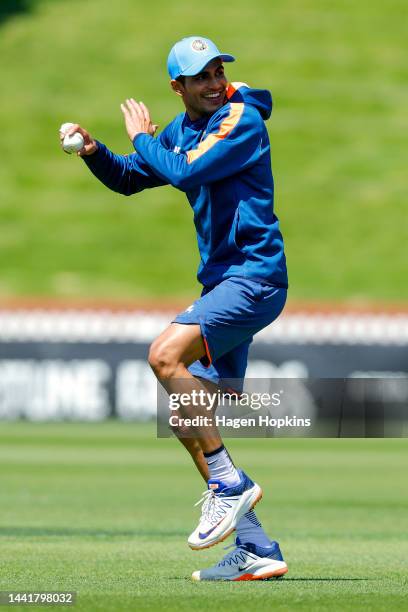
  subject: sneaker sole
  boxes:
[189,485,263,551]
[233,565,288,581]
[191,563,288,581]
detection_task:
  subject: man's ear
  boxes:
[170,79,184,97]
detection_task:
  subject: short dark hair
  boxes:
[176,75,185,85]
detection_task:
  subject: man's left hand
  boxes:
[121,99,158,142]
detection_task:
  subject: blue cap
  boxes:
[167,36,235,80]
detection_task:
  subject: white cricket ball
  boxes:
[60,122,75,135]
[63,132,84,154]
[60,123,84,154]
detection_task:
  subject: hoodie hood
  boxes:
[226,82,272,120]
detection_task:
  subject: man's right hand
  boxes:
[60,124,98,156]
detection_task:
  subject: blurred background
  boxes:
[0,0,407,424]
[0,0,406,301]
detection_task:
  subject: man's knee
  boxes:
[149,324,205,380]
[148,338,182,379]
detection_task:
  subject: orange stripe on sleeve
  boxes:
[186,102,244,164]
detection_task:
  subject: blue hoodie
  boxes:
[84,82,288,288]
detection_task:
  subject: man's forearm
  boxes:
[82,141,140,196]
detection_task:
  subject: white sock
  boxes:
[204,445,241,486]
[236,510,271,548]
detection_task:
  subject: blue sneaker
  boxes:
[192,537,288,581]
[188,470,263,550]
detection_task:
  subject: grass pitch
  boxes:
[0,422,407,611]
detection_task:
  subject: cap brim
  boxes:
[181,53,235,77]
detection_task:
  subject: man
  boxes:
[62,36,288,581]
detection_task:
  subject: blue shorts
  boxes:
[173,277,287,391]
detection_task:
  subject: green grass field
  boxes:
[0,422,407,611]
[0,0,406,302]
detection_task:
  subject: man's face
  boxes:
[171,58,228,121]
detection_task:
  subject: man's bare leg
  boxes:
[174,377,221,482]
[149,323,223,453]
[149,323,239,481]
[176,437,208,482]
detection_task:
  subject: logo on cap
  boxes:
[191,39,208,52]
